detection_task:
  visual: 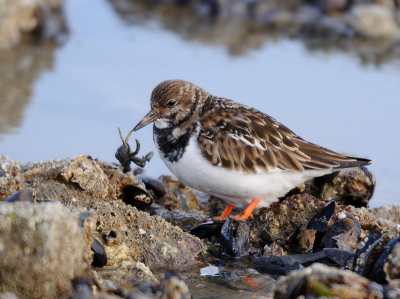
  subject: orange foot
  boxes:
[214,204,235,221]
[231,199,261,221]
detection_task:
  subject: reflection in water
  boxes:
[109,0,400,64]
[0,41,58,136]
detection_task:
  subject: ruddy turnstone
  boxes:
[134,80,371,220]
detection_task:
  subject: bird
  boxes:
[133,79,371,220]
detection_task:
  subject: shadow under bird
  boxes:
[133,79,371,220]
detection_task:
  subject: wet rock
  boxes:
[93,260,158,293]
[221,219,250,260]
[274,263,381,299]
[3,187,33,202]
[253,194,326,246]
[347,4,400,40]
[289,167,376,208]
[0,202,90,298]
[158,273,190,299]
[263,242,286,257]
[0,0,67,49]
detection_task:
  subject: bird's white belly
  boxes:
[155,134,331,207]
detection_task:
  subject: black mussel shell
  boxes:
[352,230,382,275]
[306,200,336,250]
[319,213,361,250]
[138,175,167,197]
[91,237,107,267]
[323,248,355,267]
[189,221,223,239]
[221,219,249,260]
[4,187,34,202]
[72,277,92,299]
[368,236,400,284]
[121,184,153,209]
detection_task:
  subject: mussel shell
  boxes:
[121,184,153,209]
[319,213,361,250]
[352,230,382,275]
[138,175,167,197]
[221,219,249,260]
[72,277,92,299]
[305,200,336,250]
[91,237,107,267]
[4,187,33,202]
[189,221,223,239]
[368,236,400,284]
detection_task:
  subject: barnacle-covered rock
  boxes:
[0,202,90,298]
[274,263,382,299]
[369,205,400,224]
[385,240,400,281]
[252,194,326,245]
[289,167,376,208]
[0,156,203,272]
[61,155,111,200]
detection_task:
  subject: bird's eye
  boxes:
[167,99,176,107]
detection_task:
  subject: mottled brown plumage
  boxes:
[197,97,369,174]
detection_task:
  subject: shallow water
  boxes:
[0,0,399,208]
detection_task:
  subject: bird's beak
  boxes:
[133,110,159,131]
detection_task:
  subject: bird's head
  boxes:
[134,79,206,131]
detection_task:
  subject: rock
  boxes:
[157,208,207,231]
[287,167,376,208]
[252,194,326,245]
[263,242,286,257]
[158,273,190,299]
[0,157,203,271]
[0,0,67,49]
[385,241,400,281]
[274,263,383,299]
[369,205,400,224]
[347,4,400,40]
[0,202,90,298]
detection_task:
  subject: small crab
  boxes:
[115,128,154,173]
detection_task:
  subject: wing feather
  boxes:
[197,100,370,173]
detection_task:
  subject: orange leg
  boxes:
[232,199,262,221]
[215,204,235,220]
